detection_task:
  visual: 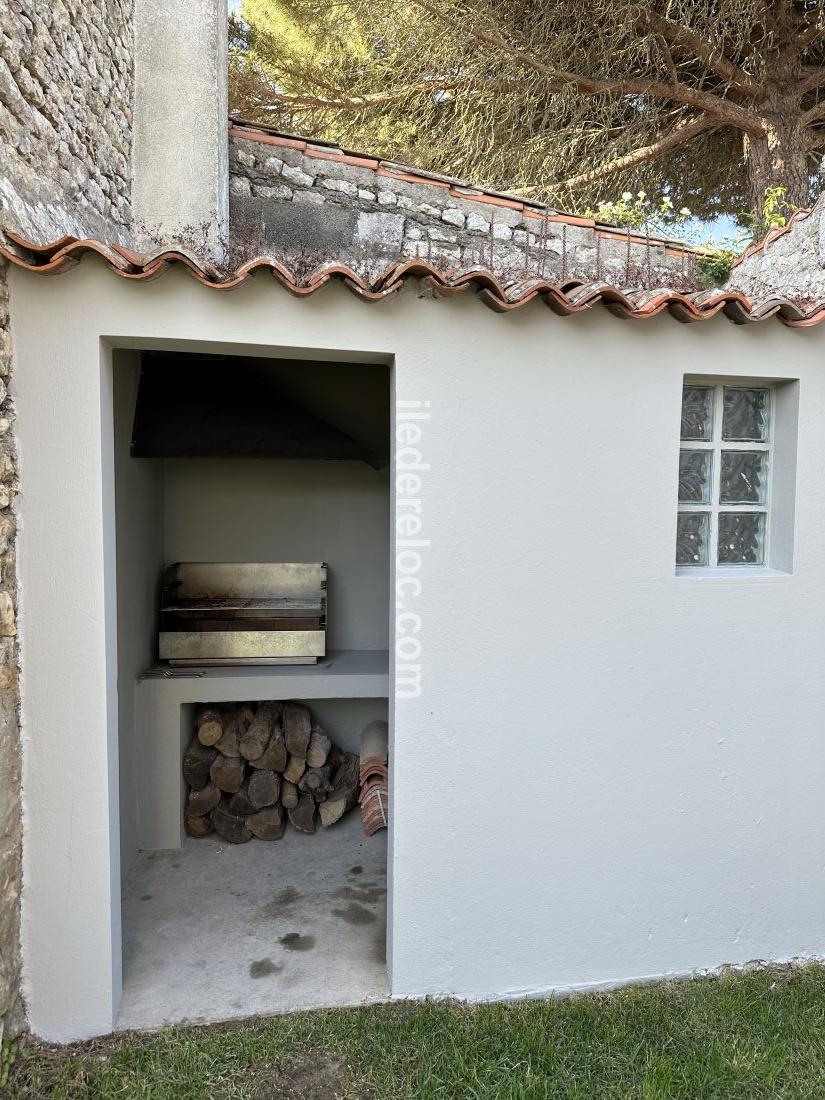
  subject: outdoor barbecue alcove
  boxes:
[112,347,391,1030]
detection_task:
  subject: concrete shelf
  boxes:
[134,650,390,850]
[139,649,390,702]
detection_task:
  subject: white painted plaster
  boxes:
[113,353,165,877]
[163,458,389,650]
[10,263,825,1041]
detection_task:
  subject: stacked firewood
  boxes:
[183,701,359,843]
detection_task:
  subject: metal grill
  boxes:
[158,562,327,666]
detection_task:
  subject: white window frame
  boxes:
[677,382,773,569]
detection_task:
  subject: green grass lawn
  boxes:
[8,963,825,1099]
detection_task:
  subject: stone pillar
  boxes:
[131,0,228,262]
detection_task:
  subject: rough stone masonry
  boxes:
[228,124,701,288]
[0,0,134,1039]
[726,199,825,302]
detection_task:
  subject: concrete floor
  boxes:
[118,811,388,1030]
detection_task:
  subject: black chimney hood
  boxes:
[131,353,388,469]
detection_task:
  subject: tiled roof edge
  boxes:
[2,229,824,328]
[228,120,706,258]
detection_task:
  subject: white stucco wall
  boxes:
[113,353,165,878]
[163,458,389,651]
[10,262,825,1041]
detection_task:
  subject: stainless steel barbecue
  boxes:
[158,562,327,666]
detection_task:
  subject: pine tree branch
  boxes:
[799,67,825,95]
[802,100,825,127]
[797,23,825,51]
[407,0,766,134]
[239,79,551,112]
[643,12,764,98]
[653,34,679,88]
[550,115,717,192]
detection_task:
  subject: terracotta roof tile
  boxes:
[375,165,450,188]
[3,229,823,327]
[308,147,380,170]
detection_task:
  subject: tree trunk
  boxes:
[744,112,811,219]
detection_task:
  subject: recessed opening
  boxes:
[113,348,391,1029]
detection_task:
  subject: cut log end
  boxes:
[306,725,332,768]
[183,738,218,790]
[299,764,333,801]
[196,706,223,747]
[250,730,287,772]
[281,779,299,809]
[215,704,255,758]
[186,782,221,817]
[211,801,253,844]
[247,804,286,841]
[283,753,306,785]
[185,812,215,838]
[288,791,317,834]
[319,752,359,827]
[227,780,257,817]
[210,754,246,794]
[283,701,312,759]
[248,768,280,809]
[240,700,282,761]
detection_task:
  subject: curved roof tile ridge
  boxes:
[2,228,825,328]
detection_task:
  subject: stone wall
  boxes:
[0,272,20,1041]
[229,125,699,288]
[726,202,825,302]
[0,0,135,1041]
[0,0,133,242]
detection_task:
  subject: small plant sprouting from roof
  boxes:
[585,190,693,241]
[694,185,801,287]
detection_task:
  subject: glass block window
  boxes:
[677,384,772,568]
